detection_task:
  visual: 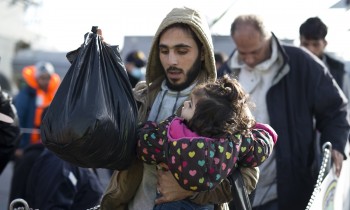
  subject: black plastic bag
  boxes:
[41,27,138,170]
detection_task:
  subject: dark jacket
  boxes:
[0,90,20,174]
[14,86,36,148]
[324,53,346,89]
[229,35,350,210]
[9,143,45,203]
[25,149,104,210]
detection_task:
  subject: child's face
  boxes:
[181,95,198,121]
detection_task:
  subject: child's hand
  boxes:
[254,123,278,144]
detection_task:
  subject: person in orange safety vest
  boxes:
[13,61,60,159]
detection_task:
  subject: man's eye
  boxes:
[178,50,187,55]
[159,47,169,54]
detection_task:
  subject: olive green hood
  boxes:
[146,7,216,85]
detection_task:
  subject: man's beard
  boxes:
[165,56,202,91]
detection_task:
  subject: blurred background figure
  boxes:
[0,73,13,95]
[299,17,350,144]
[0,56,14,95]
[0,55,20,174]
[23,148,104,210]
[0,86,20,175]
[13,61,60,160]
[214,51,228,71]
[124,50,146,87]
[299,16,348,91]
[215,51,234,78]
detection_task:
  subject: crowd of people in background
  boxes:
[1,6,349,210]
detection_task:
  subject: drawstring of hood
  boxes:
[154,90,180,122]
[172,92,181,114]
[153,90,168,122]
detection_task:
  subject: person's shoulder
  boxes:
[280,44,313,63]
[14,86,36,104]
[18,85,36,95]
[324,53,345,69]
[282,44,311,57]
[284,45,325,68]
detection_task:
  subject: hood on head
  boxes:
[146,7,216,85]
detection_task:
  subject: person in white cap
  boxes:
[13,61,61,160]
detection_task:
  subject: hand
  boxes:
[155,163,194,205]
[331,149,344,177]
[96,29,104,42]
[14,148,23,159]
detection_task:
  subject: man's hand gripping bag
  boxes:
[41,27,138,170]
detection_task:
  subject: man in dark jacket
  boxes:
[227,15,349,210]
[24,148,104,210]
[299,16,350,145]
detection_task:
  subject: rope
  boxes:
[305,142,332,210]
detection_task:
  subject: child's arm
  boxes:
[136,115,176,164]
[237,123,278,167]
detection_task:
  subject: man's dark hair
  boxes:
[299,17,328,40]
[160,23,203,50]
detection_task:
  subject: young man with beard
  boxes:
[225,14,349,210]
[99,7,259,210]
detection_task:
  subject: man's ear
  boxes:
[324,39,328,48]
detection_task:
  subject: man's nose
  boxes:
[168,51,178,65]
[244,56,255,67]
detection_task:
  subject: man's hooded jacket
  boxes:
[100,7,244,210]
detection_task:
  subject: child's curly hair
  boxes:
[187,75,255,138]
